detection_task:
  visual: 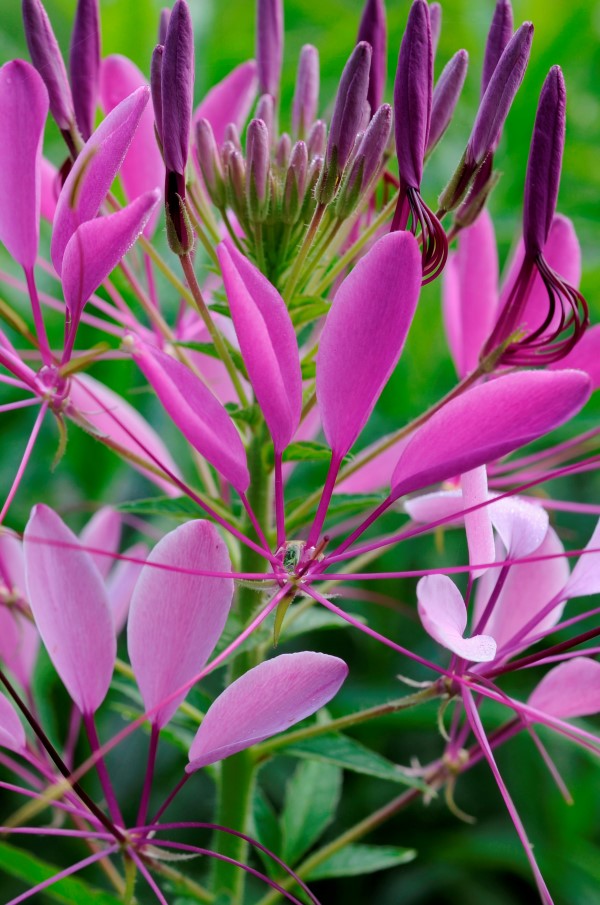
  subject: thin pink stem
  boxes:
[83,713,124,828]
[5,846,119,905]
[0,401,47,525]
[128,849,170,905]
[274,452,285,549]
[240,492,272,553]
[0,397,39,414]
[149,773,190,827]
[137,722,160,828]
[23,266,51,365]
[306,454,342,549]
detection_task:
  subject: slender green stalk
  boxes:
[283,203,327,302]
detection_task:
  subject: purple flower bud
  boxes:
[327,41,372,172]
[69,0,101,141]
[255,93,274,142]
[467,22,533,168]
[307,119,327,158]
[336,103,392,217]
[150,44,164,147]
[482,0,513,97]
[158,7,171,44]
[224,122,242,153]
[393,0,433,190]
[357,0,387,112]
[283,140,308,223]
[161,0,194,178]
[195,118,225,208]
[256,0,283,98]
[429,3,441,55]
[246,118,270,219]
[292,45,319,140]
[226,149,247,220]
[276,132,292,169]
[523,66,566,258]
[22,0,75,132]
[427,49,468,154]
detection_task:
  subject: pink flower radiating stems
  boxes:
[525,725,573,802]
[136,721,159,829]
[239,492,271,553]
[83,713,123,828]
[274,451,285,549]
[23,267,51,366]
[5,846,120,905]
[304,584,449,675]
[305,453,342,549]
[462,688,554,904]
[127,849,170,905]
[0,401,48,526]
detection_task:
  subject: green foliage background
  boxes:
[0,1,599,903]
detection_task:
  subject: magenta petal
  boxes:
[127,520,233,729]
[51,85,150,272]
[0,694,26,753]
[80,507,122,579]
[193,61,258,146]
[187,652,348,770]
[99,55,164,237]
[61,189,159,331]
[317,232,422,459]
[337,435,411,494]
[0,607,39,691]
[23,505,116,715]
[487,494,549,559]
[461,466,495,577]
[106,542,147,635]
[417,575,497,662]
[528,657,600,719]
[550,324,600,391]
[217,242,302,454]
[68,372,182,496]
[0,61,48,269]
[404,488,464,524]
[562,518,600,600]
[40,157,59,223]
[131,339,249,492]
[442,210,499,378]
[391,370,591,499]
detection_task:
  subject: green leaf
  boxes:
[284,734,425,787]
[306,844,416,880]
[286,492,386,530]
[225,402,262,426]
[289,301,330,328]
[252,786,283,874]
[300,360,316,380]
[0,842,123,905]
[117,495,204,519]
[282,759,342,865]
[207,302,232,318]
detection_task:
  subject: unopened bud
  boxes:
[161,0,194,179]
[357,0,387,112]
[482,0,513,97]
[195,118,226,208]
[151,44,164,148]
[255,93,274,142]
[292,45,319,140]
[427,49,468,155]
[226,149,247,220]
[429,2,441,56]
[307,119,327,158]
[256,0,283,97]
[276,132,292,169]
[283,140,308,223]
[224,122,242,153]
[246,118,271,221]
[327,41,372,173]
[336,103,391,217]
[158,7,170,44]
[165,189,194,255]
[22,0,75,132]
[69,0,101,141]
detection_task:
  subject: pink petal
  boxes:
[23,505,116,715]
[528,657,600,719]
[404,488,464,524]
[317,232,422,459]
[99,55,164,237]
[550,324,600,391]
[79,507,122,579]
[0,531,26,594]
[131,338,249,492]
[0,693,26,753]
[391,370,591,499]
[487,494,549,559]
[461,466,495,577]
[67,372,182,496]
[562,518,600,600]
[40,157,59,223]
[217,242,302,454]
[193,61,258,146]
[62,189,160,332]
[187,651,348,770]
[0,607,39,690]
[127,520,233,728]
[0,61,48,268]
[106,542,147,635]
[51,85,150,272]
[442,210,499,378]
[417,575,497,662]
[337,435,411,494]
[473,527,569,652]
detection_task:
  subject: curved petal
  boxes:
[51,85,150,272]
[0,607,39,690]
[193,60,258,146]
[317,232,422,460]
[128,520,233,728]
[130,339,249,492]
[417,574,497,662]
[461,466,495,578]
[187,652,348,770]
[0,61,48,268]
[106,542,147,635]
[562,518,600,600]
[23,505,115,715]
[528,657,600,719]
[218,242,302,453]
[99,55,164,236]
[79,507,122,579]
[0,694,26,753]
[41,157,59,223]
[487,494,549,559]
[390,370,591,500]
[550,324,600,391]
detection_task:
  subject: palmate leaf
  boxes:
[285,491,387,531]
[306,843,416,880]
[282,759,343,865]
[117,495,242,523]
[0,842,122,905]
[283,734,426,788]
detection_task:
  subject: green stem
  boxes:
[122,856,137,905]
[283,203,327,302]
[213,430,272,903]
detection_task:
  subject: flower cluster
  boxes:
[0,0,597,903]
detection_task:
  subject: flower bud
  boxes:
[226,149,247,221]
[22,0,75,133]
[523,66,566,258]
[195,118,226,208]
[224,122,242,153]
[150,44,164,148]
[283,140,308,223]
[256,0,283,98]
[357,0,387,112]
[246,118,271,221]
[336,103,392,218]
[292,45,319,140]
[307,119,327,158]
[482,0,513,97]
[427,49,468,155]
[158,7,170,44]
[255,93,274,142]
[69,0,101,141]
[276,132,292,169]
[393,0,433,190]
[161,0,194,180]
[429,2,441,55]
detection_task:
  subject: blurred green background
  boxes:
[0,1,599,903]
